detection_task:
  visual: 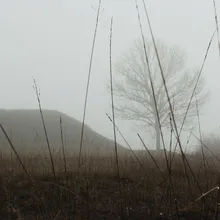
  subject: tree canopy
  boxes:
[112,39,207,150]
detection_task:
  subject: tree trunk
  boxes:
[155,118,161,151]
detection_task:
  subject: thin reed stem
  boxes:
[106,113,146,176]
[134,0,170,178]
[60,116,67,176]
[140,0,211,206]
[137,133,165,181]
[215,186,220,220]
[195,91,207,182]
[78,0,102,172]
[109,17,120,184]
[109,17,124,219]
[33,78,56,179]
[135,1,177,210]
[141,0,189,177]
[171,30,216,161]
[191,131,220,163]
[212,0,220,59]
[0,124,49,218]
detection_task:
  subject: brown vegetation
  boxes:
[0,151,219,220]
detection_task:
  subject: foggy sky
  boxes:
[0,0,220,150]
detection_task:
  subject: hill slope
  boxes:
[0,109,127,155]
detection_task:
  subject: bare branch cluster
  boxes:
[113,39,207,130]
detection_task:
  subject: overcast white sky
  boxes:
[0,0,220,150]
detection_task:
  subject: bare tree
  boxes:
[113,39,207,151]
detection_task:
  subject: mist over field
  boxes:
[0,0,220,151]
[0,1,220,219]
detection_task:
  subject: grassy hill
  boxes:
[0,109,217,220]
[0,109,127,156]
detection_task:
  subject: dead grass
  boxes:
[0,151,219,220]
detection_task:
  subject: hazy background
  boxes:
[0,0,219,150]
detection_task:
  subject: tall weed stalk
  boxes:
[33,78,56,179]
[109,17,125,219]
[78,0,102,172]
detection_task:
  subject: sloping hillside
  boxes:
[0,109,127,155]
